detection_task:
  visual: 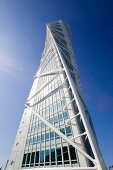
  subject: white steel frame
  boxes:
[23,22,106,170]
[47,24,106,170]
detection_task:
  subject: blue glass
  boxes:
[57,101,61,110]
[46,107,49,117]
[40,150,44,163]
[33,136,37,144]
[46,133,49,141]
[38,122,41,129]
[50,106,53,114]
[55,133,60,139]
[49,117,53,124]
[37,135,40,143]
[51,148,55,163]
[62,99,66,106]
[45,149,49,163]
[29,138,33,144]
[59,113,63,121]
[41,134,44,142]
[54,115,58,123]
[50,131,54,139]
[66,126,72,136]
[63,112,68,119]
[60,128,65,134]
[54,103,57,113]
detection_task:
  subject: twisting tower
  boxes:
[6,21,106,170]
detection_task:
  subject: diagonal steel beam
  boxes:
[35,68,64,78]
[25,104,96,166]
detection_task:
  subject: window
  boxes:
[50,105,53,114]
[46,107,49,117]
[66,126,72,136]
[60,128,65,134]
[57,101,61,108]
[69,146,77,163]
[30,152,35,165]
[22,154,26,166]
[41,134,45,142]
[63,146,69,163]
[45,149,49,165]
[35,151,39,164]
[55,133,60,139]
[51,148,55,165]
[29,138,33,145]
[50,131,54,139]
[37,135,40,143]
[40,150,44,165]
[26,153,31,165]
[62,99,66,106]
[46,133,49,141]
[33,136,37,144]
[49,117,53,124]
[53,103,57,113]
[54,115,58,123]
[63,112,68,119]
[59,113,63,121]
[56,147,62,164]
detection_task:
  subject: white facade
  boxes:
[6,21,107,170]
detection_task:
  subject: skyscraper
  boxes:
[6,21,107,170]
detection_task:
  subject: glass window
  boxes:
[38,122,41,129]
[54,103,57,113]
[56,147,62,164]
[54,115,58,123]
[46,107,49,117]
[33,136,37,144]
[63,146,69,163]
[49,117,53,124]
[30,152,35,164]
[35,151,39,164]
[63,112,68,119]
[66,126,72,136]
[41,134,45,142]
[22,154,26,165]
[55,133,59,139]
[51,148,55,164]
[37,135,40,143]
[46,133,49,141]
[40,150,44,165]
[62,99,66,106]
[69,146,77,160]
[50,131,54,139]
[29,138,33,145]
[59,113,63,121]
[50,105,53,114]
[60,128,65,134]
[45,149,49,164]
[26,153,31,164]
[57,101,61,110]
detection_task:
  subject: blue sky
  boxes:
[0,0,113,167]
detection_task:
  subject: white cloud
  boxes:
[0,54,23,76]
